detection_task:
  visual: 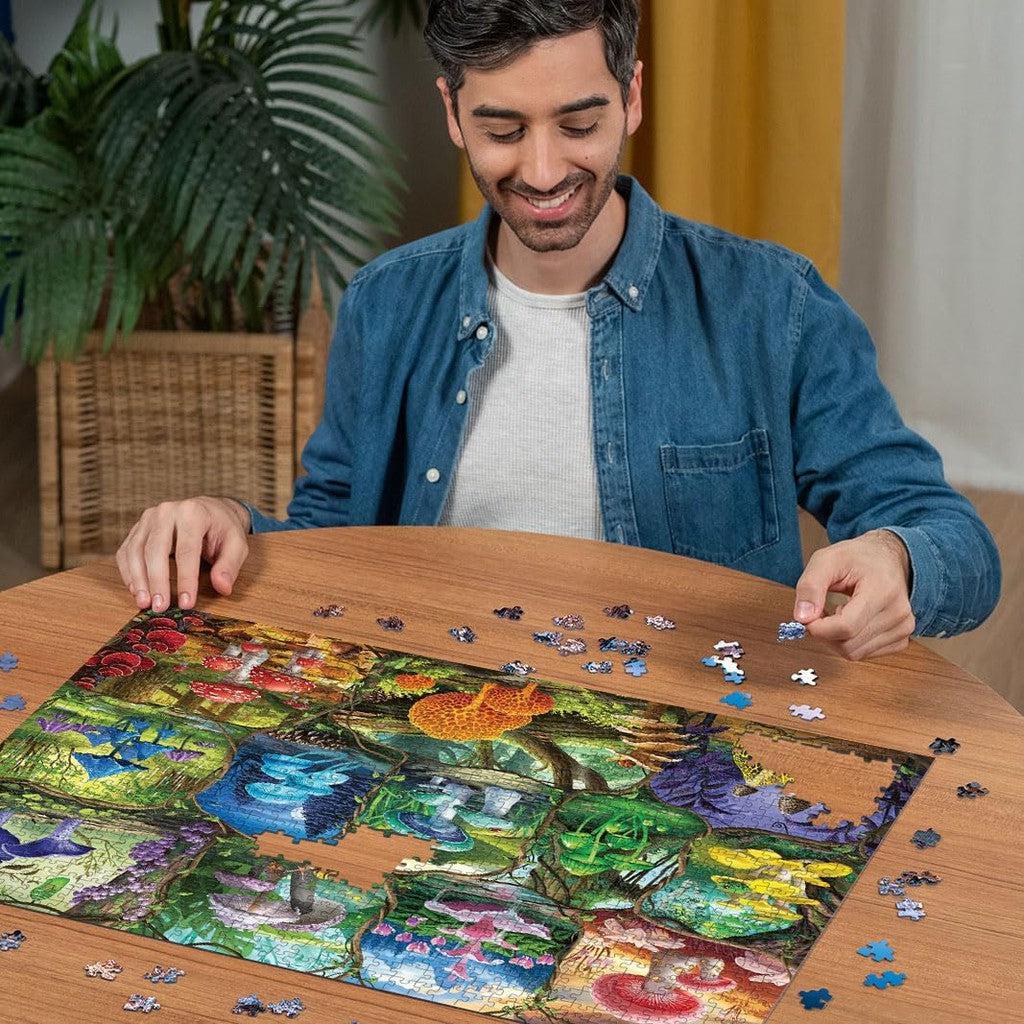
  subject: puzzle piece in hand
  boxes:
[778,621,807,642]
[0,695,26,711]
[0,929,26,951]
[267,998,305,1018]
[957,780,988,798]
[85,959,123,980]
[911,827,941,849]
[878,877,905,895]
[798,988,833,1010]
[791,668,818,686]
[124,994,161,1013]
[929,736,960,754]
[720,691,753,710]
[857,940,895,962]
[790,704,825,721]
[865,970,906,989]
[896,898,925,920]
[623,657,648,676]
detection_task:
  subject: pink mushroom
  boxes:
[734,951,790,986]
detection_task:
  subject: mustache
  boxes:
[502,174,591,200]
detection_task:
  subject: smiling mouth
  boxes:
[516,184,581,211]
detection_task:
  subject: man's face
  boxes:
[439,28,642,253]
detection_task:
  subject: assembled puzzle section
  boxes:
[0,608,932,1023]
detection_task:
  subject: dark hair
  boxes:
[424,0,640,104]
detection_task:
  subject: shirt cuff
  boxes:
[878,525,946,636]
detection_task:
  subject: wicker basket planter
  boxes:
[35,287,330,569]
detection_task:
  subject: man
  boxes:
[117,0,1001,661]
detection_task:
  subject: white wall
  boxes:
[841,0,1024,492]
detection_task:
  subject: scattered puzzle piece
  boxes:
[929,737,959,754]
[878,877,905,895]
[553,613,584,630]
[0,929,26,951]
[144,965,185,984]
[268,998,305,1018]
[714,640,744,658]
[791,668,818,686]
[604,604,632,619]
[447,626,476,644]
[557,638,587,656]
[957,780,988,798]
[124,994,161,1013]
[312,604,344,618]
[0,695,25,711]
[581,660,613,674]
[376,616,404,632]
[0,652,18,672]
[644,614,676,630]
[500,661,533,676]
[790,704,825,722]
[493,606,524,620]
[896,870,941,887]
[911,827,941,849]
[623,657,648,677]
[857,940,895,962]
[896,898,925,920]
[798,988,832,1010]
[232,994,265,1017]
[720,691,753,710]
[865,970,906,989]
[85,959,123,980]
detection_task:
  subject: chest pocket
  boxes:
[659,427,779,564]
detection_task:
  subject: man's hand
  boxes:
[792,529,915,661]
[116,497,251,613]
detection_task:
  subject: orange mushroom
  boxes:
[480,682,554,717]
[408,684,533,740]
[393,673,439,694]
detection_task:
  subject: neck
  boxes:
[492,186,627,295]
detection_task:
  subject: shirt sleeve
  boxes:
[790,264,1001,637]
[243,278,363,534]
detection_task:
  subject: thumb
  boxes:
[793,551,842,623]
[208,531,248,596]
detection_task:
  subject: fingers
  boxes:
[844,615,916,661]
[208,528,249,596]
[173,515,206,611]
[142,508,178,613]
[792,545,857,625]
[806,590,879,645]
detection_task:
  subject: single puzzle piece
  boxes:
[447,626,477,644]
[581,660,613,674]
[0,652,18,672]
[500,661,534,676]
[897,870,941,887]
[493,605,524,620]
[558,638,588,656]
[701,656,721,667]
[623,657,648,676]
[267,999,305,1018]
[957,780,988,798]
[533,630,562,646]
[720,691,753,710]
[878,877,905,895]
[798,988,833,1010]
[0,694,25,711]
[911,827,941,849]
[311,604,344,618]
[376,616,404,632]
[124,994,161,1013]
[790,703,826,722]
[864,970,906,989]
[723,671,746,684]
[778,621,807,642]
[896,898,925,920]
[85,959,123,980]
[0,929,26,951]
[714,639,744,658]
[552,613,584,630]
[144,965,185,984]
[645,614,676,630]
[929,736,960,754]
[857,940,895,962]
[791,668,818,686]
[232,994,265,1017]
[604,604,633,619]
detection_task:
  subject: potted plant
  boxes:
[0,0,421,567]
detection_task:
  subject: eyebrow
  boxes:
[470,95,611,119]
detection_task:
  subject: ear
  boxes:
[437,77,466,150]
[625,60,643,136]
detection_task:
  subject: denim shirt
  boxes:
[246,176,1001,638]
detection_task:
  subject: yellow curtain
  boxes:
[458,0,845,285]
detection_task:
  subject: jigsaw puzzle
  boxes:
[0,609,932,1022]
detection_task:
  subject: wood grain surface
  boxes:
[0,526,1021,1024]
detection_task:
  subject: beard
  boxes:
[466,130,627,253]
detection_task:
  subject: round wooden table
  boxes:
[0,526,1021,1024]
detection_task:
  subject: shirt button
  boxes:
[462,316,471,328]
[455,390,467,405]
[627,284,639,300]
[475,325,489,340]
[425,468,441,483]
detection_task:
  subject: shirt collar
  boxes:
[457,174,665,339]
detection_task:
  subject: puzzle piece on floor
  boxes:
[604,604,633,619]
[267,998,305,1018]
[312,604,344,618]
[623,657,647,677]
[896,898,925,920]
[911,827,941,849]
[0,929,26,950]
[865,970,906,989]
[790,704,825,722]
[85,959,123,980]
[929,736,959,754]
[798,988,832,1010]
[500,661,533,676]
[857,940,895,962]
[714,639,744,658]
[557,638,587,656]
[957,780,988,798]
[124,994,161,1013]
[533,630,562,646]
[493,605,524,620]
[144,965,185,984]
[231,994,265,1017]
[720,691,753,710]
[0,652,18,672]
[447,626,476,644]
[581,661,612,674]
[778,621,807,642]
[552,613,584,631]
[791,668,818,686]
[0,695,26,711]
[723,671,746,684]
[878,877,905,895]
[376,616,404,632]
[896,870,941,887]
[644,614,676,630]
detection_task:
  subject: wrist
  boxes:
[221,497,252,534]
[874,528,911,587]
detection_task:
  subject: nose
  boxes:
[518,128,572,196]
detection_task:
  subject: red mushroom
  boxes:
[145,628,187,653]
[249,667,316,694]
[203,655,244,673]
[189,680,261,707]
[97,651,156,677]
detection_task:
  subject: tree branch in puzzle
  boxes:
[0,609,932,1022]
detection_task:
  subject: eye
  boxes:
[562,122,599,137]
[485,127,525,143]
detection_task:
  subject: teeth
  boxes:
[528,186,577,210]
